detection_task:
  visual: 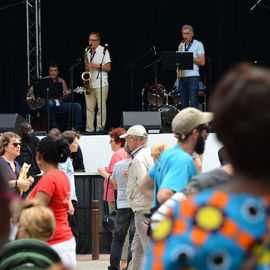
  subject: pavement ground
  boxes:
[77,254,110,270]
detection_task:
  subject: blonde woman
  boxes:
[16,199,55,241]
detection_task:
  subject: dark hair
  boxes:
[210,62,270,178]
[37,136,70,164]
[109,128,126,147]
[48,63,59,71]
[89,31,101,41]
[61,130,80,145]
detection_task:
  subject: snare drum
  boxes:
[147,84,166,106]
[170,87,181,105]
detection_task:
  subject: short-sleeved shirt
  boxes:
[28,170,73,245]
[178,39,205,77]
[87,45,111,88]
[104,147,127,202]
[58,157,77,201]
[112,158,132,209]
[148,145,197,206]
[144,189,270,270]
[0,156,21,195]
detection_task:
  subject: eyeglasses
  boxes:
[88,39,98,42]
[12,142,22,147]
[182,32,192,35]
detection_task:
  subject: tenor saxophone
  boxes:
[177,40,185,78]
[81,46,93,95]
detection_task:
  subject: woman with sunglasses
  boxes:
[0,132,33,194]
[27,136,76,269]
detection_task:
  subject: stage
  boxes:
[78,133,222,174]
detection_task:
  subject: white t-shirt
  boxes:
[178,39,205,77]
[87,45,111,88]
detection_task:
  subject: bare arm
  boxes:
[34,191,51,206]
[157,188,175,204]
[111,178,117,190]
[193,53,205,66]
[97,167,110,180]
[139,174,154,200]
[8,180,30,192]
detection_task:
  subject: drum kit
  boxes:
[146,82,180,132]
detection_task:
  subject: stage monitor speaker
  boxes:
[122,111,162,134]
[0,113,25,133]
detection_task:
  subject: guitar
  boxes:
[26,87,86,110]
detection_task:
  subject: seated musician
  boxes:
[31,63,83,131]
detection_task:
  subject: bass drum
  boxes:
[147,84,166,106]
[158,105,179,133]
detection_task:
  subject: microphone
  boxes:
[103,43,108,54]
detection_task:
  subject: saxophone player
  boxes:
[178,25,205,109]
[84,32,111,135]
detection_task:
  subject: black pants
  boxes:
[68,200,79,250]
[108,208,135,270]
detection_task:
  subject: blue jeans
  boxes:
[44,100,82,129]
[108,208,135,270]
[179,76,200,109]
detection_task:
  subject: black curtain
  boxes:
[0,0,269,129]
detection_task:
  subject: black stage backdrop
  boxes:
[0,0,269,130]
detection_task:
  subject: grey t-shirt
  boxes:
[182,168,233,195]
[112,158,132,209]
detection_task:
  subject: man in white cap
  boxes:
[140,107,213,206]
[120,125,154,270]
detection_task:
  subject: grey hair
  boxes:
[134,135,148,142]
[182,25,194,33]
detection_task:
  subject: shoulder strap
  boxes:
[105,175,110,201]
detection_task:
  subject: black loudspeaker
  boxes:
[122,111,162,134]
[0,114,25,133]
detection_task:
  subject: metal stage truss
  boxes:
[26,0,42,85]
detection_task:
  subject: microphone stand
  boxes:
[69,59,81,130]
[96,47,107,133]
[46,87,50,133]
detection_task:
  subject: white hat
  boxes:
[120,125,148,138]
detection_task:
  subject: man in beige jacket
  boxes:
[120,125,154,270]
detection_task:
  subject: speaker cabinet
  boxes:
[0,113,25,133]
[122,111,162,134]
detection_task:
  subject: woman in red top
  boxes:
[97,128,127,212]
[97,127,127,269]
[28,136,76,269]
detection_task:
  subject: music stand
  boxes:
[160,51,193,71]
[34,78,63,133]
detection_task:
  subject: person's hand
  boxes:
[26,176,34,186]
[63,89,71,96]
[123,169,128,178]
[85,63,91,71]
[68,200,75,215]
[17,180,30,192]
[97,167,105,176]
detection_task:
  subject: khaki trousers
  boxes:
[85,85,109,132]
[127,211,150,270]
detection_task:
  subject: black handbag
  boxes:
[102,175,116,230]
